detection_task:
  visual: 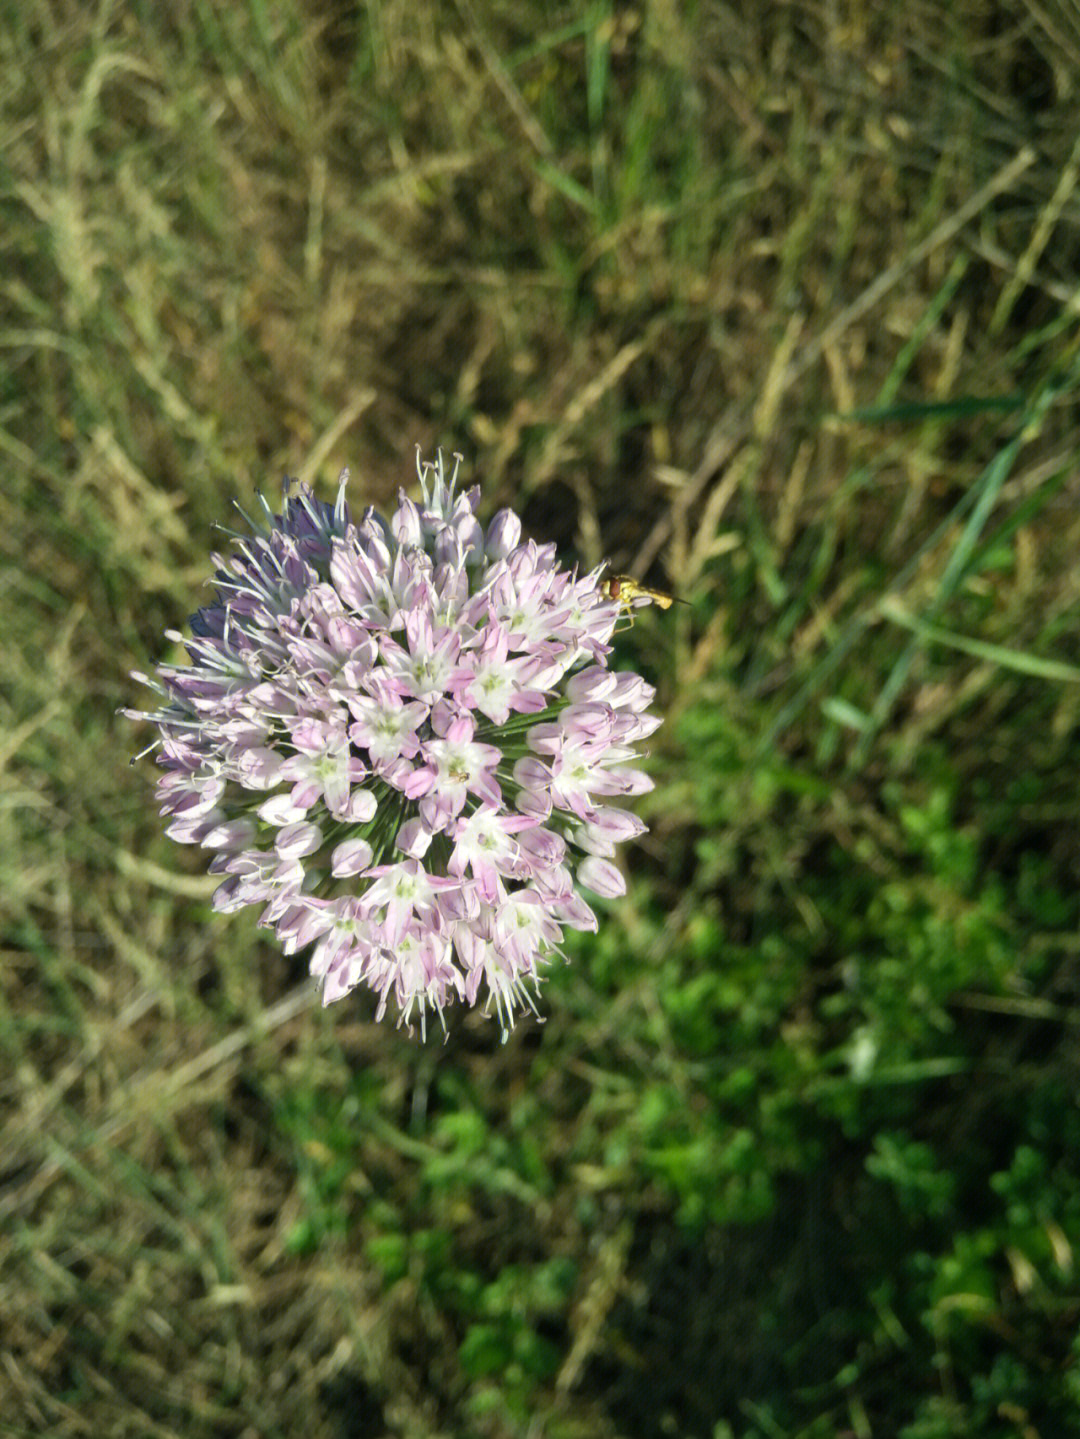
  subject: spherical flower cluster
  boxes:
[126,451,661,1036]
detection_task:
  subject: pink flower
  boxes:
[125,451,661,1037]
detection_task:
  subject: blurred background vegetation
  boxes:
[4,1,1080,1435]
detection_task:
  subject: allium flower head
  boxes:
[126,451,661,1037]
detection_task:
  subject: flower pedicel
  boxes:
[125,452,662,1037]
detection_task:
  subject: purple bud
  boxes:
[331,838,374,876]
[275,821,323,859]
[485,508,521,559]
[201,818,257,850]
[396,818,433,858]
[392,491,423,547]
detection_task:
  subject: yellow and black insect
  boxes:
[601,573,688,627]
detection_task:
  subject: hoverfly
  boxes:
[601,573,688,629]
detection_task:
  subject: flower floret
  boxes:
[125,451,662,1037]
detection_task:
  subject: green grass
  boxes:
[4,2,1080,1435]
